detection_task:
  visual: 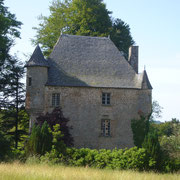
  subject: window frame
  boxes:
[52,93,60,107]
[102,93,111,105]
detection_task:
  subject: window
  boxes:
[52,93,60,107]
[102,93,110,105]
[28,77,32,86]
[101,119,110,136]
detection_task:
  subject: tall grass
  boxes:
[0,163,179,180]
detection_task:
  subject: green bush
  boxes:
[37,146,179,172]
[62,147,149,171]
[131,115,149,148]
[142,132,162,170]
[25,122,52,156]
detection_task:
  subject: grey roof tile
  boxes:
[47,34,144,88]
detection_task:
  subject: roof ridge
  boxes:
[61,34,109,40]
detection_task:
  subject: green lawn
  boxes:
[0,163,179,180]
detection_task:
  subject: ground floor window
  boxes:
[52,93,60,107]
[101,119,110,136]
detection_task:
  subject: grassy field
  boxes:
[0,163,179,180]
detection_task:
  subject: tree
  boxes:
[25,121,52,156]
[0,1,25,149]
[33,0,134,57]
[142,131,162,170]
[0,56,26,149]
[110,19,135,59]
[131,114,149,148]
[158,119,180,159]
[36,107,74,147]
[149,100,163,122]
[0,0,22,76]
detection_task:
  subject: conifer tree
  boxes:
[142,132,162,169]
[0,56,26,149]
[25,122,52,155]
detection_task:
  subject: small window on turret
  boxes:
[52,93,60,107]
[28,77,32,86]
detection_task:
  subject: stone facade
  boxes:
[26,34,152,149]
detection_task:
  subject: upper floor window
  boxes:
[28,77,32,86]
[52,93,60,107]
[101,119,110,136]
[102,93,110,105]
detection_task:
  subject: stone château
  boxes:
[25,34,152,149]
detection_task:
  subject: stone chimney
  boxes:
[128,46,138,73]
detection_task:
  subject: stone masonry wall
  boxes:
[26,66,48,129]
[43,86,151,149]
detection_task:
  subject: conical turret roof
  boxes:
[26,45,49,67]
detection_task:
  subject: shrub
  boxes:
[36,108,73,147]
[131,115,149,147]
[63,147,150,171]
[25,122,52,156]
[142,132,162,170]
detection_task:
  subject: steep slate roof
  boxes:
[26,45,49,67]
[46,34,150,89]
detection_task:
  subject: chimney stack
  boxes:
[128,46,138,73]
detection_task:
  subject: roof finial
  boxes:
[144,65,146,70]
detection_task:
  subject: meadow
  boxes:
[0,163,179,180]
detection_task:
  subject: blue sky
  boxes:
[4,0,180,121]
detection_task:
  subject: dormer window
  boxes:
[52,93,60,107]
[28,77,32,86]
[102,93,110,105]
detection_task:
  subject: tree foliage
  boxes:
[0,1,27,151]
[0,57,26,149]
[0,0,22,68]
[25,122,67,157]
[110,18,135,59]
[142,132,162,169]
[33,0,134,57]
[149,100,163,122]
[0,0,22,108]
[131,115,149,148]
[25,121,52,156]
[155,119,180,159]
[36,108,73,147]
[0,130,11,161]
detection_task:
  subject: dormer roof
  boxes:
[26,45,49,67]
